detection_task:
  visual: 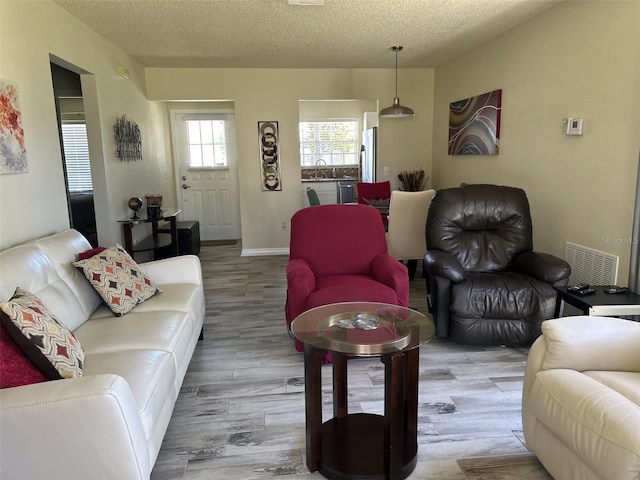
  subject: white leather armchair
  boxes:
[522,316,640,479]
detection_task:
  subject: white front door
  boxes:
[171,110,240,241]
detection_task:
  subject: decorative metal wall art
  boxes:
[114,115,142,161]
[258,121,281,191]
[0,79,28,174]
[448,89,502,155]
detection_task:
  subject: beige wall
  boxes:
[146,68,434,251]
[0,0,434,253]
[0,1,173,250]
[432,0,640,284]
[5,0,635,269]
[299,99,378,122]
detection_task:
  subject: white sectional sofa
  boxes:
[0,229,204,480]
[522,316,640,480]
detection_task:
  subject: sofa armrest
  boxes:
[371,253,409,307]
[521,334,546,435]
[0,374,150,480]
[540,316,640,372]
[512,251,571,285]
[523,335,546,388]
[423,250,465,283]
[139,254,203,286]
[285,258,317,322]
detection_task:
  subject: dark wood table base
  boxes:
[320,414,417,480]
[304,346,420,480]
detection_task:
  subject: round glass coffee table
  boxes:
[291,302,435,480]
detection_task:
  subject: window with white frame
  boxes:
[61,123,93,192]
[299,120,358,166]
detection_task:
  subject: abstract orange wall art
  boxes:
[0,80,28,174]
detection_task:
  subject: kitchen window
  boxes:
[299,120,358,166]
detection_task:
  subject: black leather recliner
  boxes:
[424,184,571,346]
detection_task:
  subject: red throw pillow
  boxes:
[0,288,85,380]
[0,323,46,388]
[77,246,107,260]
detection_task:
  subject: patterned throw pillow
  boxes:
[0,288,84,380]
[72,244,160,316]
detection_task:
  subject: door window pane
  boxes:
[186,120,228,167]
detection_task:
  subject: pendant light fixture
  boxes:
[379,46,415,118]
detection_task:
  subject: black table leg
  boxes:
[383,352,405,479]
[333,352,348,418]
[554,291,564,317]
[304,345,323,473]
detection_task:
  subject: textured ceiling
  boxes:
[54,0,560,68]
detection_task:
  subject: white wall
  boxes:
[0,1,172,250]
[432,0,640,284]
[146,67,435,251]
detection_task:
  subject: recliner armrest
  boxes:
[371,253,409,306]
[423,250,465,283]
[540,316,640,372]
[285,258,317,321]
[511,251,571,285]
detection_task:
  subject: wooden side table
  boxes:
[118,208,181,259]
[291,302,435,480]
[554,286,640,317]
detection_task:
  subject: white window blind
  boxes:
[61,123,93,192]
[299,120,358,166]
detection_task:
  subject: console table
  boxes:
[118,208,181,259]
[291,302,435,480]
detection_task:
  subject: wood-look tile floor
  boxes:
[151,242,553,480]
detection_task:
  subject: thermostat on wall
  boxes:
[563,117,583,136]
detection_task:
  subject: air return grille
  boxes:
[565,242,618,286]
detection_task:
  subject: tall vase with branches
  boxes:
[398,169,429,191]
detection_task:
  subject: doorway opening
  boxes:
[50,62,97,246]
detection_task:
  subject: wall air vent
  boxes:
[565,242,618,286]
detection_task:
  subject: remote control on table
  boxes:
[568,283,590,293]
[604,286,630,294]
[576,287,597,296]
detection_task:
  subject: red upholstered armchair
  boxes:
[285,204,409,352]
[357,181,391,228]
[356,180,391,205]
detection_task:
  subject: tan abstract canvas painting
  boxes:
[449,89,502,155]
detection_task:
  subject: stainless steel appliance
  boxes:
[337,180,357,203]
[361,127,377,183]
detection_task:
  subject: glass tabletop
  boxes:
[290,302,435,356]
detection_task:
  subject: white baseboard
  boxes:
[241,247,289,257]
